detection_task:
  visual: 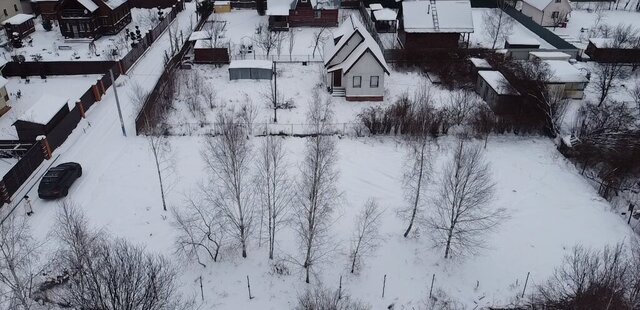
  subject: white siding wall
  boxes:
[344,52,385,98]
[0,0,22,24]
[326,32,364,67]
[0,86,9,110]
[521,0,571,27]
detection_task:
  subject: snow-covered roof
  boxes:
[373,8,397,21]
[401,0,474,33]
[325,14,389,74]
[76,0,100,12]
[589,38,637,49]
[506,35,540,46]
[529,51,571,60]
[189,31,211,41]
[229,60,273,70]
[470,57,492,69]
[479,71,520,96]
[0,77,7,89]
[523,0,552,11]
[267,0,295,16]
[101,0,128,10]
[369,3,383,10]
[0,14,34,25]
[17,96,70,125]
[544,60,588,83]
[194,39,211,49]
[214,1,231,4]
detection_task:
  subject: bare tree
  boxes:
[48,204,190,310]
[253,23,279,57]
[275,32,286,58]
[296,285,370,310]
[311,28,328,58]
[349,198,383,274]
[288,29,297,61]
[482,0,515,49]
[238,99,259,136]
[204,18,227,48]
[147,132,173,212]
[0,213,42,310]
[401,87,435,238]
[448,90,478,127]
[172,198,226,267]
[629,80,640,112]
[256,136,293,260]
[428,140,503,259]
[594,62,627,107]
[202,110,254,258]
[295,94,339,283]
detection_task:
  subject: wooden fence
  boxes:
[0,4,185,207]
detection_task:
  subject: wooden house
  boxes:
[324,14,390,101]
[29,0,59,20]
[521,0,571,27]
[1,0,23,24]
[267,0,338,31]
[585,38,640,64]
[476,70,521,115]
[1,13,35,39]
[57,0,131,39]
[398,0,473,50]
[13,96,70,141]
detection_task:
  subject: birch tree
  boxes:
[428,140,503,259]
[482,0,514,49]
[0,213,42,310]
[256,135,292,260]
[295,94,339,283]
[401,87,435,238]
[202,111,254,258]
[288,29,297,61]
[147,133,173,212]
[349,198,383,274]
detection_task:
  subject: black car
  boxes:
[38,162,82,199]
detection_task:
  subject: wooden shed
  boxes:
[13,96,70,141]
[504,35,540,49]
[1,14,35,40]
[476,70,521,115]
[229,60,273,80]
[585,38,640,63]
[214,1,231,13]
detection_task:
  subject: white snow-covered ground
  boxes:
[0,75,102,139]
[0,4,636,310]
[166,64,469,135]
[551,9,640,49]
[470,8,554,49]
[0,7,176,63]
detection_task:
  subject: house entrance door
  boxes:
[333,70,342,87]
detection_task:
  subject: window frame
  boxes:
[551,11,559,18]
[370,76,379,88]
[353,76,362,88]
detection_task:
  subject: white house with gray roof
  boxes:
[324,14,389,101]
[521,0,571,27]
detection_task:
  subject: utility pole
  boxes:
[273,61,277,123]
[628,203,636,224]
[109,69,127,137]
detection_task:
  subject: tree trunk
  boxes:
[403,142,425,238]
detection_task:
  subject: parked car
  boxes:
[38,162,82,199]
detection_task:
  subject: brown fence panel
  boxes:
[2,140,45,197]
[79,88,97,110]
[47,108,82,151]
[2,61,116,77]
[129,0,182,8]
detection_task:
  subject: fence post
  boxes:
[92,84,102,102]
[0,182,11,204]
[37,136,52,160]
[117,61,125,75]
[76,101,86,118]
[98,79,106,95]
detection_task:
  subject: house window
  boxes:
[302,0,308,3]
[14,4,19,12]
[551,11,559,18]
[555,0,561,2]
[314,10,321,18]
[370,76,379,88]
[3,9,7,16]
[353,76,362,88]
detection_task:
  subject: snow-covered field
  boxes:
[0,7,176,63]
[0,4,637,310]
[470,8,554,49]
[0,75,102,139]
[166,63,469,135]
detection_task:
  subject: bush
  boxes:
[42,19,53,31]
[295,286,370,310]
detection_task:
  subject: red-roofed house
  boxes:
[57,0,131,39]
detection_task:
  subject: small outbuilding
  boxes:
[229,60,273,80]
[372,8,397,33]
[544,60,588,99]
[1,14,35,40]
[585,38,640,63]
[470,57,492,77]
[521,0,571,27]
[476,70,521,115]
[528,51,571,61]
[13,96,70,141]
[504,35,540,49]
[214,1,231,13]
